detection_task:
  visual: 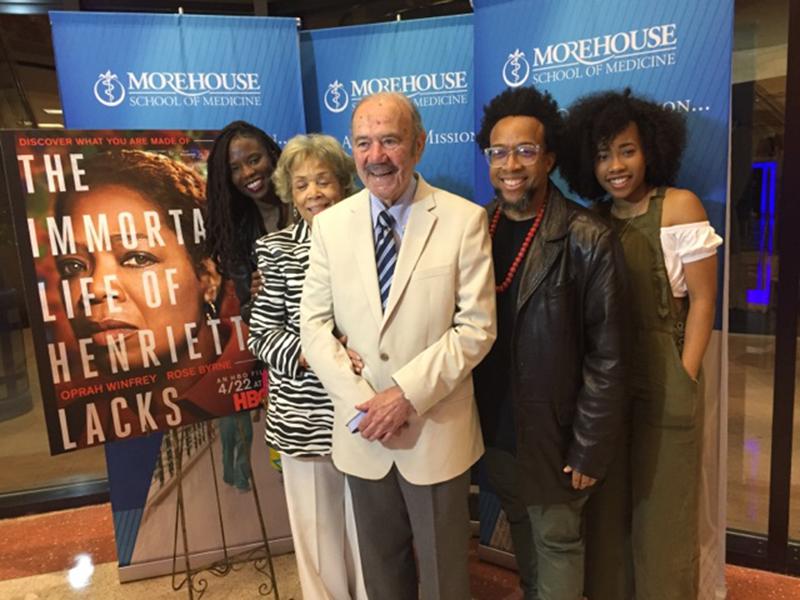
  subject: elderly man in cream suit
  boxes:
[300,92,496,600]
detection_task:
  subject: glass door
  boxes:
[727,0,800,573]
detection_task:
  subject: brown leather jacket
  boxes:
[475,183,629,505]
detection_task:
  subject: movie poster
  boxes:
[3,130,264,455]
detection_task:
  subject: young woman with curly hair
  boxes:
[561,89,722,600]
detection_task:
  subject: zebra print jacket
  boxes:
[247,220,333,456]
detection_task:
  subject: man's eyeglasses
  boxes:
[483,143,542,166]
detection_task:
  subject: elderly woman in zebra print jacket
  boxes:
[247,134,367,600]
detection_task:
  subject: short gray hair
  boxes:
[272,134,357,204]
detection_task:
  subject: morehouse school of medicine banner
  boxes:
[2,130,262,455]
[50,11,305,140]
[301,14,475,199]
[473,0,731,230]
[473,0,732,596]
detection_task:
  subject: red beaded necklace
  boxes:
[489,198,547,293]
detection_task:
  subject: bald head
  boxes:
[352,92,425,142]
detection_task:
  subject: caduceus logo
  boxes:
[93,70,126,107]
[323,80,349,113]
[502,49,530,88]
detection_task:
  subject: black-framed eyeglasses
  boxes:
[483,143,542,166]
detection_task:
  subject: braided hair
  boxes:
[205,121,283,277]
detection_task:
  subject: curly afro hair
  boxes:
[559,88,687,200]
[476,86,563,164]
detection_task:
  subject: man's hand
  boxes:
[298,353,309,369]
[337,335,364,375]
[356,385,414,442]
[563,465,597,490]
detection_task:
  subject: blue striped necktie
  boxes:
[375,210,397,311]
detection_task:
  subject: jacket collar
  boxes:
[382,176,437,328]
[485,182,569,310]
[538,183,569,242]
[349,175,437,331]
[516,183,569,309]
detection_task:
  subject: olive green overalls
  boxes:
[616,190,703,599]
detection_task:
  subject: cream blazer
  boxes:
[300,176,496,485]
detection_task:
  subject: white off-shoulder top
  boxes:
[659,221,723,297]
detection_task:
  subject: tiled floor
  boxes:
[2,502,800,599]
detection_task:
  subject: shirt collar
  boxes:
[370,175,418,231]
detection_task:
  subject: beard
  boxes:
[494,186,535,220]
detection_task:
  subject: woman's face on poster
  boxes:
[55,184,206,372]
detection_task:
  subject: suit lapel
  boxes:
[350,191,383,327]
[382,178,436,329]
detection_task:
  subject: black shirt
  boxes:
[482,210,534,453]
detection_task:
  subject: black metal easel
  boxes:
[167,420,281,599]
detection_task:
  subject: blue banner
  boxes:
[50,12,305,141]
[473,0,732,235]
[301,15,475,199]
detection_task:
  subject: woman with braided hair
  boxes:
[204,121,291,491]
[205,121,290,323]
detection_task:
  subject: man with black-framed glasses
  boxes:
[473,85,629,600]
